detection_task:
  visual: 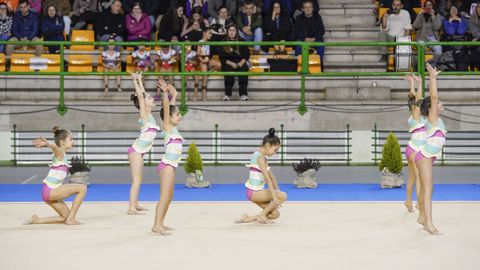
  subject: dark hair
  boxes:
[270,1,284,15]
[302,0,314,7]
[160,105,178,120]
[262,128,281,146]
[244,0,255,7]
[187,6,206,28]
[218,5,228,12]
[446,5,459,19]
[130,93,146,109]
[19,0,29,6]
[45,4,57,16]
[131,2,142,11]
[417,96,432,116]
[52,126,70,147]
[407,92,416,111]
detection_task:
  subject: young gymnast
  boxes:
[152,79,183,235]
[236,128,288,223]
[127,72,160,215]
[403,73,424,213]
[184,45,200,100]
[23,127,87,225]
[155,44,177,100]
[415,63,447,235]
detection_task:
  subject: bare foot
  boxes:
[135,206,149,211]
[256,215,269,224]
[161,225,174,231]
[234,214,249,224]
[151,226,171,235]
[404,202,414,212]
[417,217,425,226]
[424,226,442,235]
[65,219,84,225]
[415,203,420,210]
[127,210,145,215]
[23,215,38,225]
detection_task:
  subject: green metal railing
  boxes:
[1,40,480,116]
[10,124,352,165]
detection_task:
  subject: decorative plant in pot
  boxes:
[379,132,404,188]
[68,156,91,186]
[292,158,321,188]
[184,143,210,188]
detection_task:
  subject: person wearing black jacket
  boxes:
[263,0,293,53]
[294,0,324,60]
[219,24,251,101]
[95,0,125,51]
[158,4,186,41]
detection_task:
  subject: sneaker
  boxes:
[379,54,387,62]
[223,95,230,101]
[240,95,249,101]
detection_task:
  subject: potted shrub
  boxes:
[379,132,404,188]
[292,158,321,188]
[68,156,91,186]
[184,143,210,188]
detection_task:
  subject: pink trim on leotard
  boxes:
[156,162,175,173]
[414,151,437,163]
[405,145,416,159]
[246,188,255,201]
[41,184,52,202]
[127,146,145,157]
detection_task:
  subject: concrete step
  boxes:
[322,15,375,28]
[320,7,376,16]
[324,62,387,72]
[324,53,382,63]
[324,30,379,39]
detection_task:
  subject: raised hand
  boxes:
[157,79,169,92]
[412,73,422,83]
[32,137,48,148]
[426,63,441,78]
[403,73,414,84]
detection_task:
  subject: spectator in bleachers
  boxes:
[197,27,220,100]
[181,6,209,41]
[463,0,478,14]
[0,2,12,53]
[442,4,469,40]
[42,4,65,53]
[43,0,72,40]
[263,0,294,18]
[71,0,98,30]
[263,0,293,54]
[98,0,114,12]
[185,0,208,18]
[413,0,442,55]
[28,0,42,14]
[378,0,412,61]
[96,0,124,50]
[219,24,250,101]
[469,1,480,70]
[132,40,153,72]
[292,0,318,19]
[102,37,122,92]
[5,0,42,56]
[210,5,233,41]
[208,0,236,19]
[238,0,262,14]
[235,0,263,53]
[125,0,159,31]
[470,1,480,40]
[154,43,176,100]
[125,2,151,41]
[158,4,186,41]
[294,0,324,60]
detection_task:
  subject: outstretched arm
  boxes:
[268,170,280,190]
[32,137,63,159]
[426,63,441,125]
[157,79,172,132]
[131,72,147,121]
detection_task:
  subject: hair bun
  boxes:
[52,126,60,134]
[268,128,276,136]
[130,94,136,101]
[408,92,415,99]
